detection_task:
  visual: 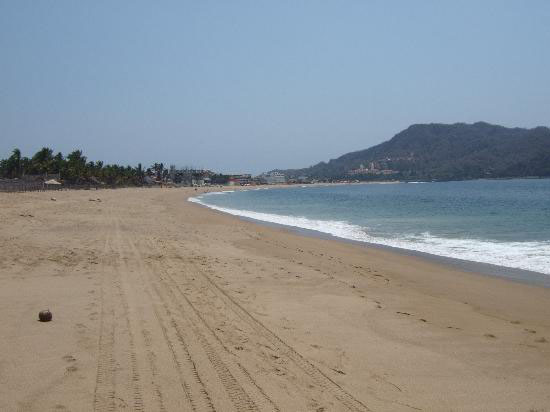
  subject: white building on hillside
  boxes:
[264,172,286,184]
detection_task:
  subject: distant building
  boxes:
[263,172,286,184]
[227,174,252,186]
[169,168,213,186]
[347,161,397,176]
[192,176,211,186]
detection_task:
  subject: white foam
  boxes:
[193,190,234,198]
[189,196,550,275]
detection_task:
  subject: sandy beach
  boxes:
[1,187,549,412]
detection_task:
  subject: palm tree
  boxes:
[6,148,22,178]
[31,147,54,174]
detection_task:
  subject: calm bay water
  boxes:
[190,179,550,276]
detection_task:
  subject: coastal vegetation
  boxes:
[0,147,241,189]
[0,147,146,185]
[280,122,550,181]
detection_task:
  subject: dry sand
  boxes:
[1,187,549,412]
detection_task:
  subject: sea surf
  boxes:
[189,179,550,278]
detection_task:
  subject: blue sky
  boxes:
[1,1,549,174]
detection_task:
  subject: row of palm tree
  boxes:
[0,147,160,185]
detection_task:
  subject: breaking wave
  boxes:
[189,194,550,275]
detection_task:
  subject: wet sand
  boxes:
[1,187,549,411]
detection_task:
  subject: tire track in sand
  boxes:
[157,278,259,411]
[116,225,215,411]
[93,216,117,412]
[94,210,170,411]
[176,245,370,412]
[110,217,146,412]
[149,281,216,411]
[127,235,270,411]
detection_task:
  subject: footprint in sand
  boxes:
[62,355,76,363]
[75,323,87,332]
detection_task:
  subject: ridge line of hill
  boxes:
[276,122,550,181]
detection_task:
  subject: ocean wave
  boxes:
[189,196,550,275]
[196,190,235,197]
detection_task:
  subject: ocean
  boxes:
[189,179,550,278]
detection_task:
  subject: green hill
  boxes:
[279,122,550,181]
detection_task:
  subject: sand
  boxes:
[0,187,549,412]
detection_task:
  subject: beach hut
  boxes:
[44,179,62,190]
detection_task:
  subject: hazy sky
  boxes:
[1,1,549,174]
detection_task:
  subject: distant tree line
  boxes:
[0,147,148,186]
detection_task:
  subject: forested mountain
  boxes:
[279,122,550,181]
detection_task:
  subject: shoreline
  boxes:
[190,185,550,288]
[238,215,550,288]
[2,187,549,411]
